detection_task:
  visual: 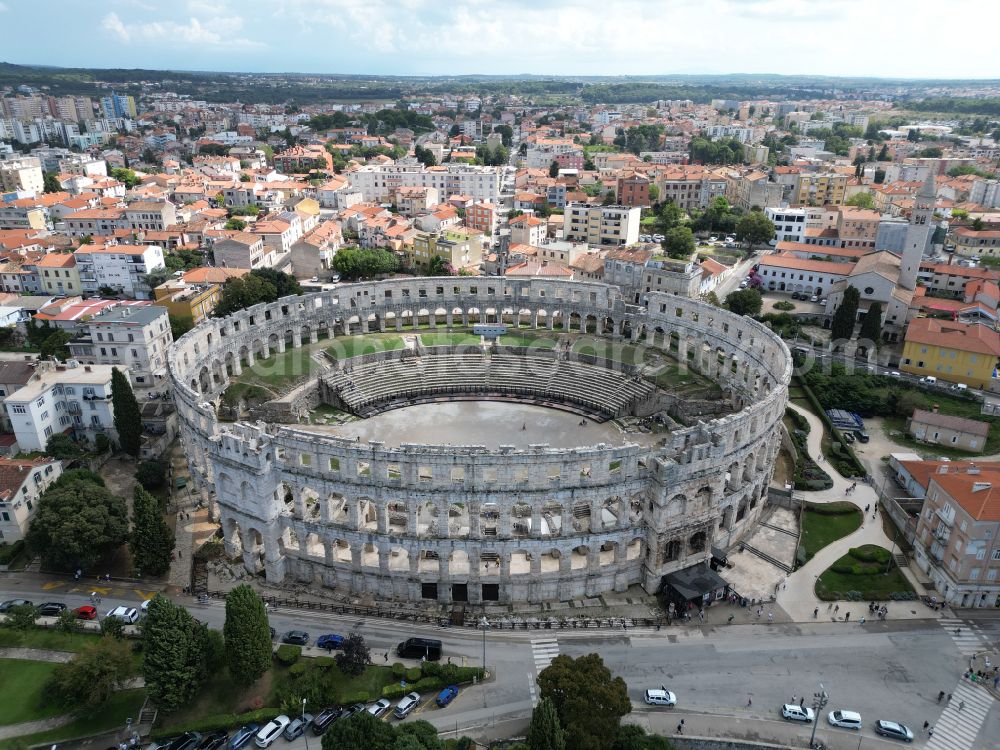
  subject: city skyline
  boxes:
[3,0,1000,80]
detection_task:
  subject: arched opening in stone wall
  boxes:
[389,546,409,572]
[627,537,644,561]
[689,530,707,554]
[448,549,470,576]
[599,541,617,566]
[541,501,563,537]
[570,545,589,570]
[510,550,530,575]
[447,502,470,537]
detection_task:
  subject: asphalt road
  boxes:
[2,577,999,749]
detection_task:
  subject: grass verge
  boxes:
[0,659,62,725]
[798,502,863,564]
[0,689,146,750]
[815,544,915,601]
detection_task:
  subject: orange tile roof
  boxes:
[904,318,1000,356]
[758,255,855,275]
[930,471,1000,521]
[182,267,250,284]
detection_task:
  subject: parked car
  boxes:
[952,383,968,391]
[198,731,229,750]
[74,605,97,620]
[790,291,802,300]
[853,429,870,443]
[781,704,815,722]
[162,733,203,750]
[281,630,309,646]
[394,692,421,719]
[644,689,677,706]
[827,710,862,730]
[0,599,33,612]
[874,720,913,742]
[36,602,67,616]
[282,714,313,740]
[311,707,342,735]
[343,703,367,718]
[810,295,819,303]
[436,685,459,708]
[141,599,153,614]
[228,724,259,750]
[842,432,855,444]
[652,234,665,242]
[105,606,140,624]
[316,634,345,650]
[254,716,290,748]
[919,376,937,385]
[888,371,901,378]
[367,699,392,718]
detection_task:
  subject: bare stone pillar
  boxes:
[292,330,302,348]
[590,499,602,533]
[310,329,318,344]
[324,539,336,566]
[348,499,361,530]
[407,504,419,535]
[376,501,389,534]
[277,337,286,354]
[245,348,255,367]
[438,500,451,538]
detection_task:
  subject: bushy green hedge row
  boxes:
[275,644,301,665]
[0,540,25,565]
[849,546,891,563]
[151,708,281,739]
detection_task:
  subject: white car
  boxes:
[254,716,290,748]
[367,698,392,718]
[652,234,665,242]
[828,709,862,730]
[781,704,815,722]
[394,692,421,719]
[105,606,139,624]
[644,689,676,706]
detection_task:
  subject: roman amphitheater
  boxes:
[168,277,791,606]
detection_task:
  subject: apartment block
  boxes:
[67,305,172,391]
[0,457,62,542]
[347,163,502,204]
[563,203,641,247]
[0,157,44,194]
[74,244,166,299]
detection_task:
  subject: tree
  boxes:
[972,217,985,231]
[40,329,71,360]
[131,485,174,576]
[223,584,273,687]
[448,124,461,137]
[170,314,194,340]
[426,255,452,276]
[549,160,560,178]
[43,171,62,193]
[25,473,128,570]
[647,184,660,203]
[110,168,141,188]
[336,633,371,676]
[537,654,631,750]
[4,603,38,630]
[413,145,437,167]
[45,433,81,460]
[877,144,890,161]
[112,367,142,457]
[251,268,302,298]
[395,722,441,750]
[100,614,125,640]
[46,636,134,709]
[332,247,400,280]
[611,725,672,750]
[527,697,566,750]
[321,712,396,750]
[662,226,695,259]
[724,288,763,316]
[225,218,247,231]
[830,286,861,342]
[845,192,875,209]
[141,595,209,712]
[735,212,775,251]
[135,459,166,490]
[859,301,883,346]
[214,274,278,317]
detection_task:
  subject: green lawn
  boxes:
[0,659,62,725]
[239,347,318,385]
[799,503,863,563]
[815,545,915,601]
[571,336,642,365]
[0,628,103,652]
[420,331,482,347]
[497,331,559,349]
[0,689,146,750]
[326,335,404,360]
[156,665,272,732]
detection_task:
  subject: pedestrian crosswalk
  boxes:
[926,681,994,750]
[939,617,991,656]
[531,638,559,672]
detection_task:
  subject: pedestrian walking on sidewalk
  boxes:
[677,719,684,734]
[813,607,819,618]
[845,611,850,621]
[747,696,752,707]
[959,700,965,711]
[938,690,945,703]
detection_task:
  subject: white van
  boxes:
[644,688,677,706]
[920,376,937,385]
[952,383,968,391]
[827,709,862,730]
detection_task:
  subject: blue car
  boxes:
[316,634,345,650]
[435,685,459,708]
[228,724,258,750]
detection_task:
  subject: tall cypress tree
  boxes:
[111,367,141,456]
[223,584,273,686]
[859,301,883,347]
[830,286,861,342]
[130,485,174,576]
[528,697,566,750]
[141,596,208,712]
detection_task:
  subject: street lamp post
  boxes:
[809,683,828,750]
[301,698,309,750]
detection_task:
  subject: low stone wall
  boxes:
[671,737,795,750]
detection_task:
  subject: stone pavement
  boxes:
[777,403,940,624]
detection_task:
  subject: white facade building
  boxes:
[347,163,502,203]
[67,305,173,391]
[563,204,642,247]
[74,244,166,300]
[765,207,808,244]
[0,457,62,543]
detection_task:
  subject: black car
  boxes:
[282,630,309,646]
[0,599,33,612]
[312,707,342,735]
[343,703,367,718]
[161,733,203,750]
[198,731,228,750]
[36,602,67,617]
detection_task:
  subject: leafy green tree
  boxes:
[112,367,142,457]
[100,614,126,640]
[549,161,560,178]
[25,473,128,570]
[611,725,673,750]
[135,459,166,490]
[830,286,861,342]
[426,255,452,276]
[141,595,209,712]
[131,485,174,576]
[251,268,302,298]
[527,697,566,750]
[877,144,890,161]
[972,217,985,231]
[724,288,763,316]
[225,218,247,231]
[336,633,371,676]
[845,192,875,209]
[537,654,631,750]
[321,712,396,750]
[332,247,400,280]
[647,184,660,203]
[5,603,37,630]
[214,274,277,317]
[110,168,140,188]
[413,145,437,167]
[735,212,775,251]
[45,433,81,460]
[40,329,71,360]
[46,636,135,709]
[662,226,695,259]
[170,314,194,340]
[43,172,62,193]
[395,721,441,750]
[223,584,273,686]
[859,301,883,346]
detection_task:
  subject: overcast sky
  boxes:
[2,0,998,79]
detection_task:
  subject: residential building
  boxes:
[0,203,46,231]
[727,171,784,212]
[0,157,44,194]
[792,172,848,206]
[757,255,853,296]
[36,252,82,296]
[74,243,166,299]
[62,208,126,237]
[901,319,1000,389]
[289,221,343,280]
[465,202,497,236]
[953,227,1000,259]
[153,279,220,324]
[100,92,137,119]
[603,246,654,303]
[273,144,332,173]
[913,466,1000,608]
[919,262,1000,299]
[4,362,124,451]
[617,173,651,207]
[0,457,62,542]
[409,228,483,271]
[908,408,989,453]
[765,207,807,244]
[0,360,39,433]
[393,186,439,217]
[213,232,272,270]
[346,163,502,204]
[124,201,177,232]
[509,214,547,247]
[563,203,641,246]
[33,298,151,332]
[66,305,172,391]
[252,219,298,257]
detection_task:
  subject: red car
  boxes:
[74,605,97,620]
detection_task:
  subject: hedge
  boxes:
[391,662,407,679]
[405,666,422,682]
[0,540,24,565]
[793,376,867,478]
[275,644,301,665]
[151,708,281,739]
[849,546,891,564]
[381,683,412,699]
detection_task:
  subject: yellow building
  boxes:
[409,228,483,271]
[901,318,1000,388]
[37,252,83,296]
[795,173,847,206]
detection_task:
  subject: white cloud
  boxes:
[100,10,263,49]
[0,2,10,10]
